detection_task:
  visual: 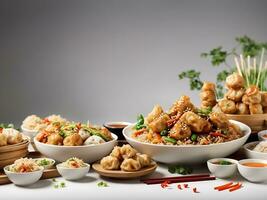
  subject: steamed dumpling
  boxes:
[84,135,105,145]
[47,133,63,145]
[120,144,137,159]
[120,158,141,172]
[0,133,7,146]
[136,153,151,167]
[100,156,120,170]
[2,128,23,145]
[63,133,83,146]
[110,146,122,160]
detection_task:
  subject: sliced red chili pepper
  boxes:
[229,183,242,192]
[193,187,200,193]
[184,184,189,188]
[177,184,182,190]
[214,182,233,190]
[161,181,170,188]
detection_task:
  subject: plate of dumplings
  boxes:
[92,144,157,179]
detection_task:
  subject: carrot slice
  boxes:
[134,128,146,137]
[210,132,228,138]
[218,183,239,191]
[229,183,242,192]
[214,182,233,190]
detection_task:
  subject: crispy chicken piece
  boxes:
[226,73,245,89]
[145,105,164,124]
[148,113,170,133]
[218,99,236,114]
[200,82,217,108]
[249,103,263,114]
[200,90,216,102]
[168,96,195,117]
[169,121,191,140]
[209,112,229,129]
[47,133,64,145]
[180,111,209,133]
[244,86,261,104]
[63,133,83,146]
[236,103,249,114]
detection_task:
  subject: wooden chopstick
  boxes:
[142,174,216,185]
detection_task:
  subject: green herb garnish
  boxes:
[218,160,232,165]
[190,133,198,142]
[97,181,108,187]
[134,114,146,130]
[196,107,212,117]
[60,182,66,188]
[162,136,177,144]
[168,165,193,175]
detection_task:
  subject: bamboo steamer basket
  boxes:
[226,113,267,133]
[0,139,29,169]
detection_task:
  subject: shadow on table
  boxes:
[68,176,98,183]
[16,179,52,189]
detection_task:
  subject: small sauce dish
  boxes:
[258,130,267,141]
[207,158,238,178]
[33,158,55,170]
[103,122,131,140]
[238,159,267,182]
[243,141,267,160]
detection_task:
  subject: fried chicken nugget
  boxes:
[180,111,209,133]
[168,96,195,117]
[169,121,191,140]
[209,112,229,129]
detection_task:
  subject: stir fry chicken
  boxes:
[168,96,195,117]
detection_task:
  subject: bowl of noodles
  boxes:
[123,95,251,164]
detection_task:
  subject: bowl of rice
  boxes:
[243,141,267,160]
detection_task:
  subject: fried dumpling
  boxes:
[218,99,236,114]
[180,111,209,133]
[145,105,164,124]
[136,153,151,167]
[169,121,191,140]
[225,89,245,102]
[225,73,245,89]
[63,133,83,146]
[209,112,229,129]
[47,133,63,145]
[2,128,23,145]
[249,103,263,114]
[120,144,137,159]
[110,146,122,160]
[0,133,7,146]
[120,158,141,172]
[100,156,120,170]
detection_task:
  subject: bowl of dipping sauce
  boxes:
[238,159,267,182]
[104,122,131,140]
[258,130,267,141]
[207,158,238,178]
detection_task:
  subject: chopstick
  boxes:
[141,174,216,185]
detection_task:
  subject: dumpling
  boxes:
[261,92,267,107]
[136,153,151,167]
[120,144,137,159]
[180,111,209,133]
[145,105,164,124]
[63,133,83,146]
[120,158,141,172]
[78,129,90,141]
[110,146,122,160]
[169,121,191,140]
[225,89,245,102]
[47,133,63,145]
[209,112,229,129]
[245,86,261,104]
[249,104,263,114]
[218,99,236,114]
[84,135,105,145]
[100,156,120,170]
[148,113,170,133]
[0,133,7,146]
[225,73,245,89]
[2,128,23,145]
[236,103,249,115]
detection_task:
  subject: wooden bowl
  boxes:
[92,162,157,179]
[226,114,267,133]
[0,139,30,169]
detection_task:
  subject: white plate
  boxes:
[123,120,251,164]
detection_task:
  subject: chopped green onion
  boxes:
[162,136,177,144]
[190,134,197,141]
[97,181,108,187]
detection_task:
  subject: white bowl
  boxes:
[34,134,118,163]
[123,120,251,164]
[243,141,267,160]
[207,158,238,178]
[21,125,39,142]
[56,163,90,180]
[4,165,44,186]
[258,130,267,141]
[33,158,55,169]
[238,159,267,182]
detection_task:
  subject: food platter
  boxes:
[92,162,157,179]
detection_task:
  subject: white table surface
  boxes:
[1,146,266,200]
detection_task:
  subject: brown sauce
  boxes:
[107,124,127,129]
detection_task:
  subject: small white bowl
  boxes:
[258,130,267,141]
[56,163,90,180]
[33,158,55,169]
[4,165,44,186]
[207,158,238,178]
[21,125,39,142]
[243,141,267,160]
[238,159,267,183]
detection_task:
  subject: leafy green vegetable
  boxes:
[97,181,108,187]
[134,114,146,130]
[218,160,232,165]
[190,133,197,142]
[60,182,66,188]
[162,136,177,144]
[178,70,203,91]
[168,165,193,175]
[82,126,110,141]
[201,46,228,66]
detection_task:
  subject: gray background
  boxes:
[1,0,267,126]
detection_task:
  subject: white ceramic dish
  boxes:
[33,158,55,169]
[56,163,90,180]
[238,159,267,183]
[34,134,118,163]
[123,120,251,164]
[21,125,39,142]
[243,141,267,160]
[4,165,44,186]
[258,130,267,141]
[207,158,238,178]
